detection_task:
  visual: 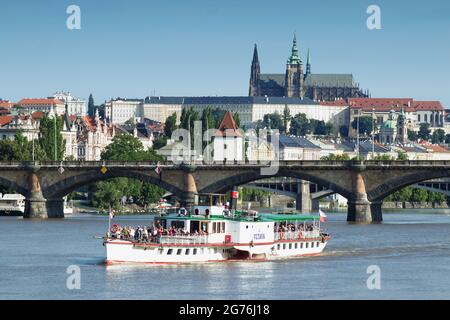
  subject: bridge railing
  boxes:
[3,160,450,168]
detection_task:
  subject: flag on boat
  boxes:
[319,209,327,222]
[109,208,115,220]
[155,161,161,175]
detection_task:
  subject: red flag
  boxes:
[319,209,327,222]
[109,209,115,220]
[155,161,161,175]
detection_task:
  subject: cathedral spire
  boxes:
[249,43,261,96]
[252,43,259,64]
[306,49,311,76]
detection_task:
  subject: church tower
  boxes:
[249,44,261,96]
[397,107,408,144]
[305,49,311,78]
[284,34,304,97]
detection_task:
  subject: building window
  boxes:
[418,114,421,122]
[424,114,428,123]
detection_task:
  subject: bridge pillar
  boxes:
[180,171,197,207]
[311,198,320,211]
[347,170,372,223]
[46,198,65,218]
[24,172,47,219]
[370,201,383,223]
[296,180,311,212]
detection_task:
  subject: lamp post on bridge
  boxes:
[372,108,375,160]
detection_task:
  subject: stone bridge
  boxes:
[1,160,450,223]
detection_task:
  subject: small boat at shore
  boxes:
[103,194,330,264]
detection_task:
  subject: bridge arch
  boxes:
[43,169,185,200]
[368,169,450,202]
[198,169,353,200]
[0,176,28,197]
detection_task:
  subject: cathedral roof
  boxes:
[304,74,356,87]
[260,73,357,88]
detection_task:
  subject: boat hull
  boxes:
[105,237,329,265]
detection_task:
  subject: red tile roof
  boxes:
[214,111,242,137]
[324,97,444,112]
[31,111,45,119]
[419,141,450,153]
[319,100,349,107]
[17,98,64,105]
[0,115,13,126]
[0,101,14,108]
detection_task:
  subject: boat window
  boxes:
[221,222,226,233]
[167,249,173,255]
[177,249,182,255]
[277,244,280,250]
[283,244,286,250]
[300,243,303,249]
[316,242,320,247]
[214,248,217,254]
[193,248,197,255]
[289,243,292,249]
[294,243,298,249]
[185,249,190,255]
[171,221,184,229]
[306,243,309,248]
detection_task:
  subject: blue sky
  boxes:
[1,0,449,106]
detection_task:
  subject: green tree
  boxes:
[373,154,394,160]
[351,116,374,136]
[320,153,350,161]
[124,117,136,127]
[290,113,311,136]
[200,107,215,132]
[397,152,408,160]
[233,112,241,128]
[93,133,165,212]
[164,112,178,138]
[92,181,122,211]
[418,123,431,141]
[407,129,418,142]
[88,94,95,117]
[263,112,284,131]
[39,115,65,161]
[152,136,168,150]
[431,129,445,144]
[282,105,291,133]
[410,188,429,203]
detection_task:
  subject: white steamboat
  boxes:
[104,194,330,264]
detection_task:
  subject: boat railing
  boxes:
[158,234,209,245]
[274,230,320,240]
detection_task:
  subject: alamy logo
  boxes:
[66,265,81,290]
[66,5,81,30]
[366,265,381,290]
[366,5,382,30]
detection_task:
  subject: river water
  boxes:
[1,210,450,300]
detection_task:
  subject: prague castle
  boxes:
[249,35,369,101]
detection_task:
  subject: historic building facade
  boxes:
[249,35,369,101]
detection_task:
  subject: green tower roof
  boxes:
[287,34,302,65]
